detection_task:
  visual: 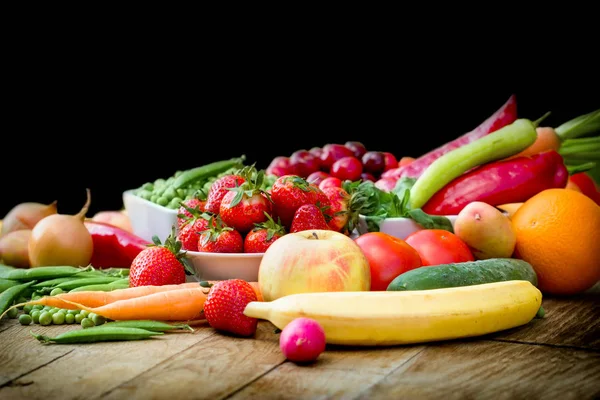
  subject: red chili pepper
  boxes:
[421,150,569,215]
[84,220,151,268]
[567,172,600,205]
[382,94,518,181]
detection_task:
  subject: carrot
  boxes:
[398,156,415,167]
[510,126,562,159]
[60,287,208,321]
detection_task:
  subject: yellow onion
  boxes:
[29,189,94,268]
[0,229,32,268]
[1,201,57,235]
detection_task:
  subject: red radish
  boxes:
[279,317,326,363]
[318,176,342,191]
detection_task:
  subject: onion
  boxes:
[0,229,32,268]
[28,189,94,268]
[1,201,57,235]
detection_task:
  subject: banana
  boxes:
[243,280,542,346]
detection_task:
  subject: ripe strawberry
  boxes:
[204,173,246,215]
[177,191,208,229]
[177,212,213,251]
[203,279,258,337]
[219,168,272,234]
[270,174,323,230]
[244,213,286,253]
[198,216,244,253]
[290,203,330,233]
[129,230,188,287]
[321,186,350,233]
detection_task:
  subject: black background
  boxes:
[2,52,598,218]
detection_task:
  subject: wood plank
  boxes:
[0,321,217,400]
[486,285,600,349]
[356,339,600,400]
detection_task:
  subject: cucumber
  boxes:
[386,258,538,291]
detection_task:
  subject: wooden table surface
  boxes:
[1,283,598,400]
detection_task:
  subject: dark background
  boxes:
[2,53,598,218]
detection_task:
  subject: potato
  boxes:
[454,201,517,260]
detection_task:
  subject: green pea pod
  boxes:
[31,326,164,344]
[54,277,124,291]
[410,118,538,210]
[0,281,37,319]
[68,283,130,293]
[100,320,194,332]
[0,278,20,294]
[0,266,90,281]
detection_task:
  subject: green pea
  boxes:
[141,182,154,191]
[139,191,152,201]
[75,313,85,324]
[50,288,64,296]
[39,311,53,326]
[19,314,32,325]
[32,305,44,310]
[67,309,80,315]
[150,195,159,203]
[23,304,33,315]
[17,296,28,305]
[31,310,41,324]
[168,198,183,209]
[91,314,106,326]
[79,310,90,318]
[176,188,186,198]
[154,178,166,187]
[43,306,52,311]
[65,313,75,324]
[81,317,95,329]
[7,307,18,319]
[156,197,169,207]
[52,312,65,325]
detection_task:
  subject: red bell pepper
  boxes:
[84,220,151,268]
[421,150,569,215]
[382,94,518,180]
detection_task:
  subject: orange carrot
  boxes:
[60,287,208,321]
[510,126,562,159]
[398,156,415,167]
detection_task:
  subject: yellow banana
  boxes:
[243,280,542,346]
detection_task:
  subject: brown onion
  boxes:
[1,201,57,235]
[0,229,32,268]
[28,189,94,268]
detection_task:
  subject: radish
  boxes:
[279,317,326,363]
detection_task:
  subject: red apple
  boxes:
[382,152,398,172]
[319,144,354,172]
[290,150,320,178]
[318,176,343,191]
[306,171,329,186]
[361,151,386,176]
[258,229,371,301]
[330,156,363,182]
[344,141,367,159]
[267,156,296,177]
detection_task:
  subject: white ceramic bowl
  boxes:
[185,250,264,282]
[122,189,178,243]
[356,214,458,240]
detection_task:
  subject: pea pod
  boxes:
[0,278,20,294]
[100,320,193,332]
[0,281,37,319]
[30,326,164,344]
[68,279,130,293]
[409,118,538,210]
[31,272,109,290]
[0,266,90,282]
[172,156,246,189]
[54,276,124,291]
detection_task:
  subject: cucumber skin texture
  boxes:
[386,258,538,291]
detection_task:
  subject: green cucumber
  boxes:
[386,258,538,291]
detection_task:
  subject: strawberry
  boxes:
[177,190,208,229]
[270,174,323,230]
[203,279,258,337]
[219,168,272,234]
[244,213,286,253]
[290,203,330,233]
[198,216,244,253]
[321,186,350,233]
[129,229,189,287]
[177,212,213,251]
[204,173,246,215]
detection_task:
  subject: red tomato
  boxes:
[404,229,474,266]
[330,156,363,182]
[354,232,423,291]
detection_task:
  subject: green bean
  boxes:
[0,281,36,319]
[31,326,164,344]
[0,278,20,293]
[0,266,90,282]
[54,277,123,291]
[100,320,194,332]
[172,156,246,189]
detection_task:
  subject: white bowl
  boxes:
[185,250,264,282]
[122,189,178,243]
[356,214,458,240]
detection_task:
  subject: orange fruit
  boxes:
[511,188,600,295]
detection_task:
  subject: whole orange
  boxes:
[511,188,600,295]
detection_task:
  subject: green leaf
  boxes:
[407,209,454,232]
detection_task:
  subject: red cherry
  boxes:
[290,150,320,178]
[344,141,367,159]
[382,152,398,172]
[361,151,386,175]
[330,156,363,182]
[318,176,343,191]
[306,171,329,186]
[319,144,354,171]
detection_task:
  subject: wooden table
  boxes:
[1,284,598,400]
